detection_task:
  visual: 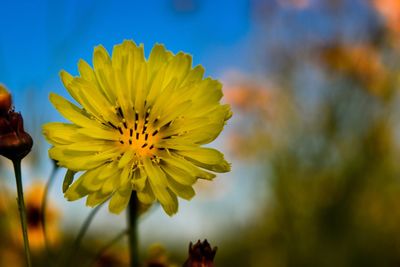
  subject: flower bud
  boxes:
[0,84,12,114]
[0,108,33,161]
[183,240,217,267]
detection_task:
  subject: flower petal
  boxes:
[137,180,155,204]
[149,183,178,216]
[86,191,111,207]
[166,177,195,200]
[49,93,99,128]
[109,188,132,214]
[143,157,168,187]
[177,147,231,173]
[161,163,196,186]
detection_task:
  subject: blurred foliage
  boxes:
[220,0,400,266]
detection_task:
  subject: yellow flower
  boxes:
[24,182,60,250]
[43,40,231,215]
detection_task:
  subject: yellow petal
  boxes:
[65,174,89,201]
[177,147,231,173]
[161,163,196,186]
[49,93,99,128]
[43,122,84,145]
[162,52,192,88]
[49,146,120,171]
[148,44,172,75]
[71,77,119,124]
[78,59,97,82]
[149,183,178,216]
[109,188,132,214]
[60,70,81,103]
[161,153,216,180]
[86,191,110,207]
[93,45,117,103]
[118,149,135,168]
[181,65,204,86]
[80,166,105,192]
[132,167,147,191]
[143,157,168,187]
[137,180,155,204]
[166,177,195,201]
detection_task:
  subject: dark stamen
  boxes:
[152,130,158,136]
[145,133,149,141]
[123,121,128,129]
[130,129,133,137]
[135,112,139,122]
[108,121,118,129]
[141,143,148,148]
[129,139,132,145]
[149,145,154,150]
[117,107,124,118]
[142,125,147,134]
[119,140,124,144]
[118,127,123,134]
[136,133,139,140]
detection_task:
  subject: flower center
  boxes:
[113,107,161,158]
[27,204,42,227]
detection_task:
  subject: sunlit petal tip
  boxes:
[60,70,73,87]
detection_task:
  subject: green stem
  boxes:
[41,164,58,265]
[12,159,32,267]
[128,193,139,267]
[65,203,103,267]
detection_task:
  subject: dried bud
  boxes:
[0,84,12,114]
[0,90,33,161]
[183,240,217,267]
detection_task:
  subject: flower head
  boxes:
[0,85,33,161]
[0,84,12,113]
[183,239,217,267]
[43,40,231,215]
[23,183,60,250]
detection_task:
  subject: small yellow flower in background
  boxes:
[22,182,60,250]
[43,40,231,215]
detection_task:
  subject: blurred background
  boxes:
[2,0,400,266]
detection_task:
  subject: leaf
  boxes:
[63,169,76,193]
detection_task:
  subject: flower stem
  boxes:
[12,159,32,267]
[64,203,103,267]
[128,193,139,267]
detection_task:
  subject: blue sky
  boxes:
[0,0,252,97]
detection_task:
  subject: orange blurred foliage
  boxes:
[372,0,400,35]
[319,44,393,100]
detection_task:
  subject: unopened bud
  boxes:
[0,84,12,114]
[183,240,217,267]
[0,102,33,161]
